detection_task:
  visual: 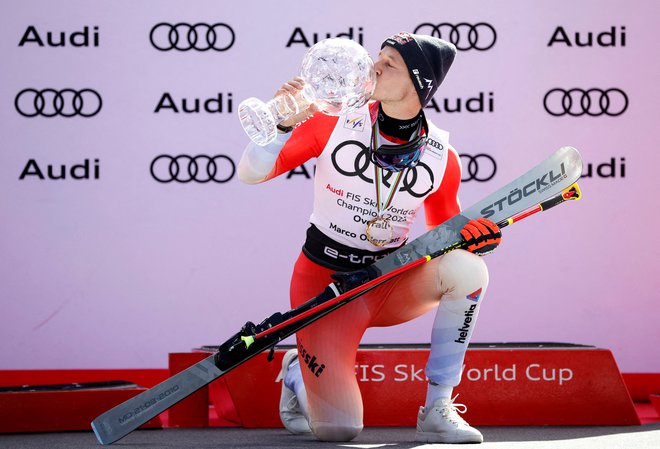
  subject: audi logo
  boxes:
[15,88,102,118]
[460,154,497,182]
[543,88,628,117]
[150,22,235,51]
[413,23,496,51]
[151,154,236,183]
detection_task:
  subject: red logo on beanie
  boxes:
[390,32,414,45]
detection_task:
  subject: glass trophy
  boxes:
[238,38,376,146]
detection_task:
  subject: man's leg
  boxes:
[370,249,488,443]
[285,253,374,441]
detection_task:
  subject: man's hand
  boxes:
[460,217,502,256]
[276,77,319,129]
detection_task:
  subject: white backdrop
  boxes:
[1,0,659,372]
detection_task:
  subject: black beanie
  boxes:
[381,32,457,107]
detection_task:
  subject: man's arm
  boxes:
[423,145,462,228]
[238,77,337,184]
[238,132,292,184]
[237,112,339,184]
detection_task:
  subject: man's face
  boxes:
[371,46,417,104]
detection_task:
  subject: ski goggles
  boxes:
[370,115,429,172]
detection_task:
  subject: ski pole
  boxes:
[500,182,581,229]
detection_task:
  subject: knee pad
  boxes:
[311,421,363,442]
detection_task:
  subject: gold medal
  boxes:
[366,216,393,247]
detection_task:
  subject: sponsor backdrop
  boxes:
[1,0,658,371]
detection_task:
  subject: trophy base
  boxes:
[238,97,277,146]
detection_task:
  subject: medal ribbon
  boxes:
[371,121,406,218]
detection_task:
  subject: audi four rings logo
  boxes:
[543,88,628,117]
[150,23,235,51]
[15,88,102,118]
[413,23,496,51]
[151,155,236,183]
[460,154,497,182]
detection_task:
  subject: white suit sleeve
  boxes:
[237,131,292,184]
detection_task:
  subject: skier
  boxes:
[238,32,501,443]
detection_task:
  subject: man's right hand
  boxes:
[276,77,319,128]
[460,217,502,256]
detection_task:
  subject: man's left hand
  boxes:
[460,217,502,256]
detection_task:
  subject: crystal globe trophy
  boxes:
[238,38,376,146]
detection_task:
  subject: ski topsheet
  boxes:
[371,146,582,277]
[92,146,582,445]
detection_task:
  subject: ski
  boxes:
[366,146,582,277]
[92,146,582,445]
[252,182,582,343]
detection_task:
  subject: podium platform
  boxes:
[168,343,641,428]
[0,381,162,433]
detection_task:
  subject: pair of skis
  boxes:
[92,146,583,445]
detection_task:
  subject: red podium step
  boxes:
[0,381,162,433]
[168,343,639,428]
